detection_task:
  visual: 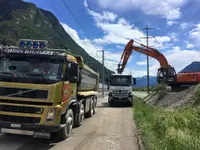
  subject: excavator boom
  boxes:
[117,39,170,74]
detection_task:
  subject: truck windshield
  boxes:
[110,76,131,86]
[0,56,63,84]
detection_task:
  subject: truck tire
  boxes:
[76,103,85,127]
[93,97,96,114]
[85,99,94,118]
[109,101,113,107]
[56,109,74,140]
[129,102,133,107]
[94,96,97,107]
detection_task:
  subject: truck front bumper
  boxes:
[108,94,133,104]
[0,121,65,138]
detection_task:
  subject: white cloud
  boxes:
[95,0,187,20]
[165,49,200,72]
[84,0,173,53]
[84,0,117,23]
[61,22,101,60]
[87,10,118,22]
[85,6,171,49]
[84,0,144,45]
[136,61,146,66]
[187,43,194,48]
[118,18,129,25]
[116,45,124,49]
[83,0,88,7]
[60,22,127,74]
[167,46,181,53]
[94,21,143,45]
[143,36,171,49]
[167,21,177,26]
[180,22,194,29]
[189,24,200,47]
[169,32,179,42]
[123,68,147,77]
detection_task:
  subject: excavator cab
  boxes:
[157,67,176,84]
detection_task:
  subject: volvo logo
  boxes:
[17,90,24,95]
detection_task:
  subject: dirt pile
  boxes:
[144,84,200,108]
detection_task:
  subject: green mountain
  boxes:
[0,0,115,82]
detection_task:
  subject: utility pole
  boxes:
[98,50,105,97]
[140,25,154,94]
[102,50,105,97]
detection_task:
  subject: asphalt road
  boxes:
[0,91,147,150]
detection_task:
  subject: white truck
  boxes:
[108,74,136,106]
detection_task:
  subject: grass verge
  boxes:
[134,96,200,150]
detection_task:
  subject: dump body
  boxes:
[78,64,99,91]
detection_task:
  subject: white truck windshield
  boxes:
[110,76,131,86]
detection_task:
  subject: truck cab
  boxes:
[108,74,136,106]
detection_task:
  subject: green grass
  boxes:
[134,97,200,150]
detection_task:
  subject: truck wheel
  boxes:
[129,102,133,107]
[109,101,113,107]
[94,97,97,107]
[56,109,74,140]
[85,99,94,118]
[93,101,96,114]
[93,97,96,114]
[76,103,85,127]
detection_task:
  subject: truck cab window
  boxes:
[65,62,78,83]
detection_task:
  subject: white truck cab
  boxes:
[107,74,136,106]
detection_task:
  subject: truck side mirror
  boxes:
[132,78,136,85]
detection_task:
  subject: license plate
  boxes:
[33,132,51,139]
[11,124,21,128]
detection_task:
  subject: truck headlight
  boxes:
[46,108,56,121]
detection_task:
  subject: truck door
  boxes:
[64,61,78,83]
[63,61,78,102]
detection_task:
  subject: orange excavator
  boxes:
[117,39,200,90]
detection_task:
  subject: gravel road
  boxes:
[0,91,141,150]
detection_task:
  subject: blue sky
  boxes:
[25,0,200,77]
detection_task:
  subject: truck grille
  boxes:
[0,87,48,99]
[0,105,44,114]
[112,90,128,98]
[0,115,40,123]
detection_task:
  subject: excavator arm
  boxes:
[117,39,170,74]
[117,39,177,85]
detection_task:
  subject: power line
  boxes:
[166,0,197,31]
[60,0,107,87]
[168,0,185,20]
[142,1,163,12]
[60,0,100,53]
[181,0,196,16]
